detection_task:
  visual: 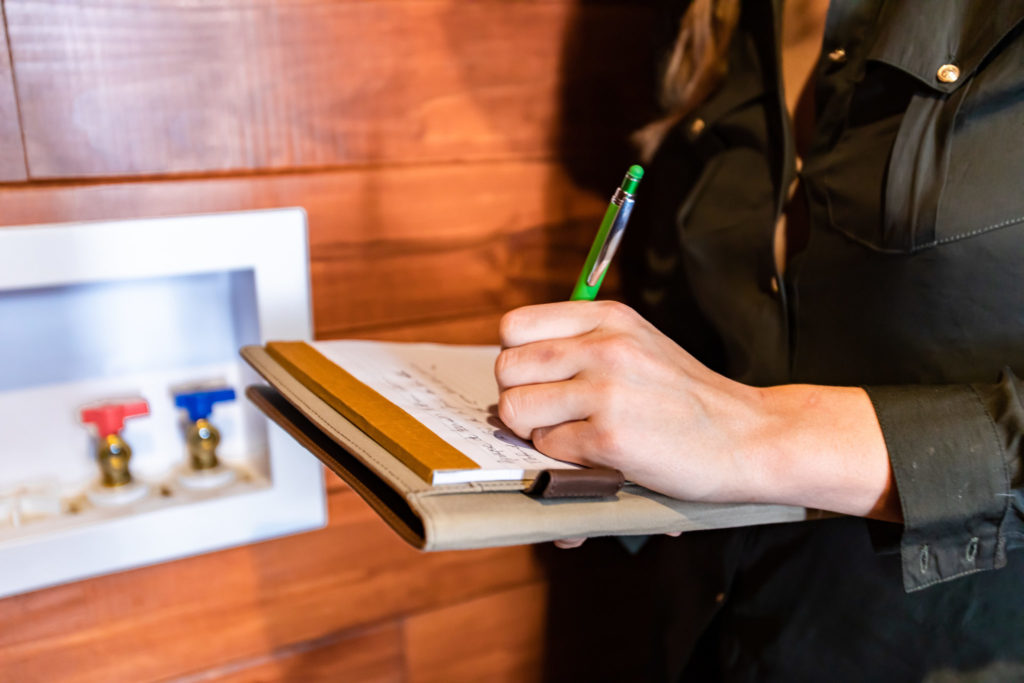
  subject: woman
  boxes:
[496,0,1024,679]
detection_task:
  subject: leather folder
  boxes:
[242,345,819,551]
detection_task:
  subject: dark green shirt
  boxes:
[620,0,1024,678]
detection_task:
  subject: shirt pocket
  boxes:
[820,4,1024,254]
[932,31,1024,246]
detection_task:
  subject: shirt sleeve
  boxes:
[863,369,1024,593]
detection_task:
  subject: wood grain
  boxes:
[195,622,403,683]
[342,310,506,346]
[0,2,648,678]
[0,161,612,337]
[0,15,27,182]
[309,218,594,336]
[5,0,654,179]
[404,582,548,683]
[0,487,544,682]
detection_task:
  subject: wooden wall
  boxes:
[0,1,657,681]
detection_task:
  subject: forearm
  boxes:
[498,301,1021,590]
[747,384,902,522]
[496,301,903,520]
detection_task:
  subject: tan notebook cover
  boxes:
[241,344,823,551]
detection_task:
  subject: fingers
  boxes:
[494,337,585,389]
[498,380,591,440]
[500,393,615,467]
[531,420,600,466]
[499,300,638,348]
[499,302,601,348]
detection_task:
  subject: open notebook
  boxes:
[241,340,818,551]
[276,340,579,485]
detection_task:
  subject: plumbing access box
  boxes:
[0,209,326,598]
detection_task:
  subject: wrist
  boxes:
[742,384,900,521]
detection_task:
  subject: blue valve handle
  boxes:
[174,388,236,423]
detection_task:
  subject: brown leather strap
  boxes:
[526,468,625,499]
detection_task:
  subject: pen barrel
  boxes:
[586,196,634,287]
[570,202,620,301]
[570,193,634,300]
[570,165,643,301]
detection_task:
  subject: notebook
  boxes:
[265,340,580,485]
[241,340,820,551]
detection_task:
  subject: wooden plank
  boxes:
[403,582,547,683]
[0,487,544,682]
[0,161,604,249]
[309,218,599,337]
[5,0,655,178]
[342,310,506,346]
[0,16,27,181]
[192,622,403,683]
[0,161,610,336]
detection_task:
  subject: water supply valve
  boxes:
[173,387,236,472]
[80,399,149,488]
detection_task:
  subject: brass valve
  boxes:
[80,399,149,489]
[98,433,134,487]
[186,418,222,471]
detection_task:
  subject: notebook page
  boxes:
[311,340,579,482]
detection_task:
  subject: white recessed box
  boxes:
[0,208,325,598]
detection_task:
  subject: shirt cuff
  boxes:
[863,379,1018,592]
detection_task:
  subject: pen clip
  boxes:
[586,191,635,287]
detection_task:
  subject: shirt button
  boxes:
[827,48,846,63]
[688,117,706,138]
[937,63,960,83]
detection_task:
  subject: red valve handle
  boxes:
[80,399,150,438]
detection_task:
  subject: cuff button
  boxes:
[965,537,979,563]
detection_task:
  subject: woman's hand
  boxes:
[495,300,900,520]
[496,300,769,503]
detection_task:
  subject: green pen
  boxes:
[570,164,644,301]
